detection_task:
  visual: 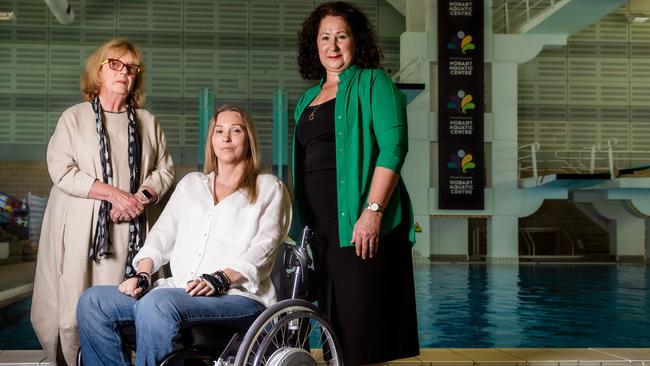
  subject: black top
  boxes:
[296,98,336,173]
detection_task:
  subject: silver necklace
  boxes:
[308,98,323,121]
[308,91,333,121]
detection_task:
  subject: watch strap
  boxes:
[366,201,384,213]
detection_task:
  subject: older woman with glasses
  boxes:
[31,38,175,365]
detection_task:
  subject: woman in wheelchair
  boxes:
[76,104,292,366]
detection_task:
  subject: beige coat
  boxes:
[31,102,175,365]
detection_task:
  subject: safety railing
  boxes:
[607,140,650,177]
[518,143,541,179]
[471,226,582,257]
[519,227,578,256]
[493,0,561,33]
[550,148,604,174]
[518,138,650,180]
[391,56,423,83]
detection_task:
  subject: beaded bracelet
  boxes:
[200,270,231,296]
[127,272,151,296]
[214,270,231,289]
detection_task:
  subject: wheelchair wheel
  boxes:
[234,299,343,366]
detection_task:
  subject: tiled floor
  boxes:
[0,350,47,365]
[2,348,650,365]
[392,348,650,365]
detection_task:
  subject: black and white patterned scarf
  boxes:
[89,96,144,278]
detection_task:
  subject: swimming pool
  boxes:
[0,296,39,350]
[414,263,650,348]
[2,263,650,349]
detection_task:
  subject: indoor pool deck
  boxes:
[2,348,650,365]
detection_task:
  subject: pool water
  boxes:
[414,263,650,348]
[2,264,650,350]
[0,297,40,350]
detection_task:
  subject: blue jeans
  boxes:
[77,286,266,366]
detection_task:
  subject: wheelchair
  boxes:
[78,227,344,366]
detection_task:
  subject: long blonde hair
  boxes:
[80,38,145,108]
[204,105,262,203]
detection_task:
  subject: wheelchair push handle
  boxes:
[291,226,312,299]
[299,226,312,249]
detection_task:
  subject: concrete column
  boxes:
[431,218,469,260]
[484,34,565,262]
[487,215,519,263]
[405,0,426,32]
[401,73,432,258]
[592,200,646,262]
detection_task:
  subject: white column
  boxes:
[405,0,426,32]
[487,215,519,263]
[431,218,469,259]
[592,200,646,261]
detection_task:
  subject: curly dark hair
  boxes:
[297,1,383,80]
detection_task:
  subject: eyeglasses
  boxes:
[100,59,143,76]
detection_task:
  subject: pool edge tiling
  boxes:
[389,348,650,366]
[3,348,650,365]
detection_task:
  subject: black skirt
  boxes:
[303,169,420,365]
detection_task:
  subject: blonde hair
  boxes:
[204,105,262,203]
[80,38,145,108]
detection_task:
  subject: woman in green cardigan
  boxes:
[293,2,419,365]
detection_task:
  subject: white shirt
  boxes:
[133,172,292,308]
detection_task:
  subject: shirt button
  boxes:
[203,233,207,237]
[338,132,343,136]
[337,115,342,119]
[341,212,346,216]
[198,253,202,257]
[340,180,344,184]
[338,148,343,152]
[207,213,212,218]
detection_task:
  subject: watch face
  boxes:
[369,202,379,211]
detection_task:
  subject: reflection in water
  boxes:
[415,264,650,348]
[2,264,650,349]
[487,265,523,347]
[0,297,39,350]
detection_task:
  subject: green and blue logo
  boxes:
[447,90,475,114]
[447,31,475,55]
[448,149,476,174]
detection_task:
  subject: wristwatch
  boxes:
[366,201,384,213]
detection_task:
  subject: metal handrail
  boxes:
[517,137,650,179]
[559,228,575,256]
[550,139,615,176]
[391,56,423,82]
[519,227,577,257]
[473,226,581,257]
[493,0,559,33]
[518,142,540,179]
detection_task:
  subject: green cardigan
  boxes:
[292,65,415,247]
